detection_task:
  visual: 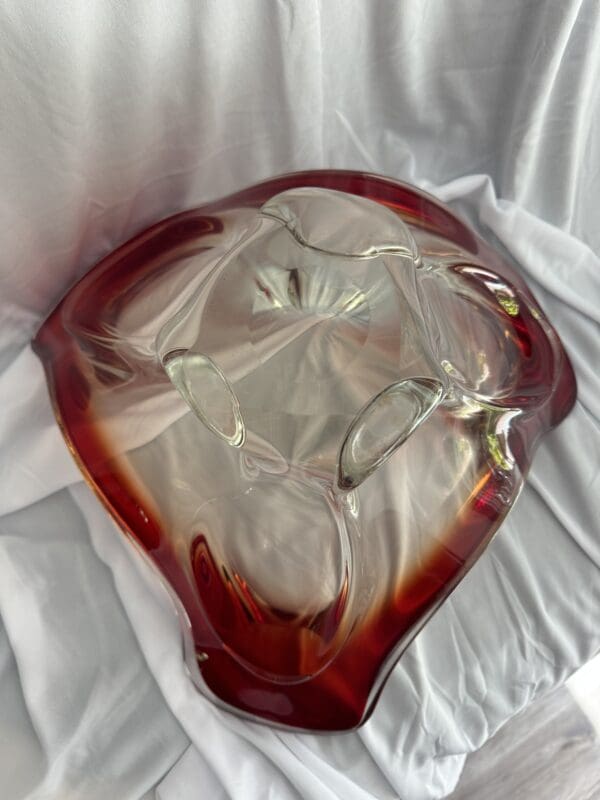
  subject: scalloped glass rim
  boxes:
[33,171,577,732]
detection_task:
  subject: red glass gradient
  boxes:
[33,171,576,731]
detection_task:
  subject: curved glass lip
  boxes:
[32,170,577,733]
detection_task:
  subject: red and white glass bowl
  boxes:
[33,171,576,731]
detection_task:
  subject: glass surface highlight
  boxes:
[33,171,577,731]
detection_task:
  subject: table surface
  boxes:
[450,659,600,800]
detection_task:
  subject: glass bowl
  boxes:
[33,171,576,731]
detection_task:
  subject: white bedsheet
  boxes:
[1,2,599,798]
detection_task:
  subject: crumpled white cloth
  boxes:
[1,2,600,799]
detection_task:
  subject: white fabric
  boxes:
[1,2,599,798]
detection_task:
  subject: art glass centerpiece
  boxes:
[33,171,576,731]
